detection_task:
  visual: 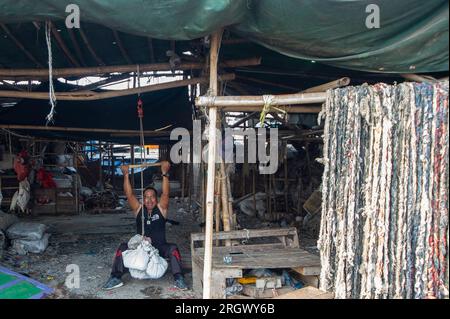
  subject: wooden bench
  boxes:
[190,227,321,298]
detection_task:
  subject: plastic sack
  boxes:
[12,233,50,254]
[6,222,47,240]
[127,234,144,250]
[122,243,150,271]
[145,246,168,279]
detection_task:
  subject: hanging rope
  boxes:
[45,21,57,125]
[136,65,147,238]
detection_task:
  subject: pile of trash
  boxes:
[84,190,120,210]
[122,235,168,280]
[5,221,50,255]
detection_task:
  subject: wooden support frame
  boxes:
[203,30,223,299]
[0,57,260,79]
[67,29,87,67]
[78,27,105,66]
[50,22,81,67]
[196,92,327,108]
[112,30,132,64]
[0,23,43,68]
[0,73,235,100]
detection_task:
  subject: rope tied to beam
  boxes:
[259,95,286,127]
[45,21,57,125]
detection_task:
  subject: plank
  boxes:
[273,286,334,299]
[191,227,298,242]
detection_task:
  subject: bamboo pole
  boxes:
[226,170,235,229]
[222,105,321,113]
[284,143,289,213]
[203,30,222,300]
[220,161,231,245]
[128,162,162,169]
[301,77,350,93]
[0,57,260,79]
[0,124,171,135]
[214,170,221,247]
[196,92,326,108]
[0,74,235,100]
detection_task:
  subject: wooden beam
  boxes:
[0,73,235,100]
[0,24,43,68]
[0,57,260,79]
[301,77,350,93]
[50,22,81,67]
[197,92,326,108]
[147,38,156,63]
[401,73,437,83]
[112,30,132,64]
[67,29,87,67]
[79,27,105,66]
[229,112,258,128]
[203,30,223,300]
[0,124,172,135]
[222,105,322,113]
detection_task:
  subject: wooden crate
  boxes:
[191,227,321,299]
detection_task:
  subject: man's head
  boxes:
[143,187,158,211]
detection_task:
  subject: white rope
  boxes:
[45,21,57,125]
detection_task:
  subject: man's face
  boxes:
[143,189,158,211]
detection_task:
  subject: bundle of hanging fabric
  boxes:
[318,81,449,299]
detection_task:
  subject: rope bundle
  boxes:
[319,81,449,299]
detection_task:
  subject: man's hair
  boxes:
[143,186,158,197]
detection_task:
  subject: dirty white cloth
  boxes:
[6,222,47,241]
[123,236,168,279]
[122,242,150,272]
[145,246,168,279]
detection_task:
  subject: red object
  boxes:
[14,150,30,181]
[137,98,144,118]
[36,168,56,188]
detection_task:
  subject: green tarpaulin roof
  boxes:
[0,0,448,73]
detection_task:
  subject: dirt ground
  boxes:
[0,198,319,299]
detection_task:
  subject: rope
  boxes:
[45,21,57,125]
[136,64,147,239]
[259,95,286,127]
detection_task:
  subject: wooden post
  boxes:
[203,30,223,300]
[220,161,231,244]
[253,167,257,216]
[214,170,221,246]
[99,141,103,186]
[110,144,115,189]
[181,163,185,199]
[74,143,80,214]
[284,143,289,212]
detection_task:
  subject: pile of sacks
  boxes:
[122,235,168,280]
[6,222,50,255]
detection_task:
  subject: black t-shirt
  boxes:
[136,205,166,247]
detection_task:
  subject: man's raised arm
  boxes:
[121,165,140,216]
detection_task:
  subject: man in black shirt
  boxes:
[102,161,187,290]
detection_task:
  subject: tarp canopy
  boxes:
[0,0,448,73]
